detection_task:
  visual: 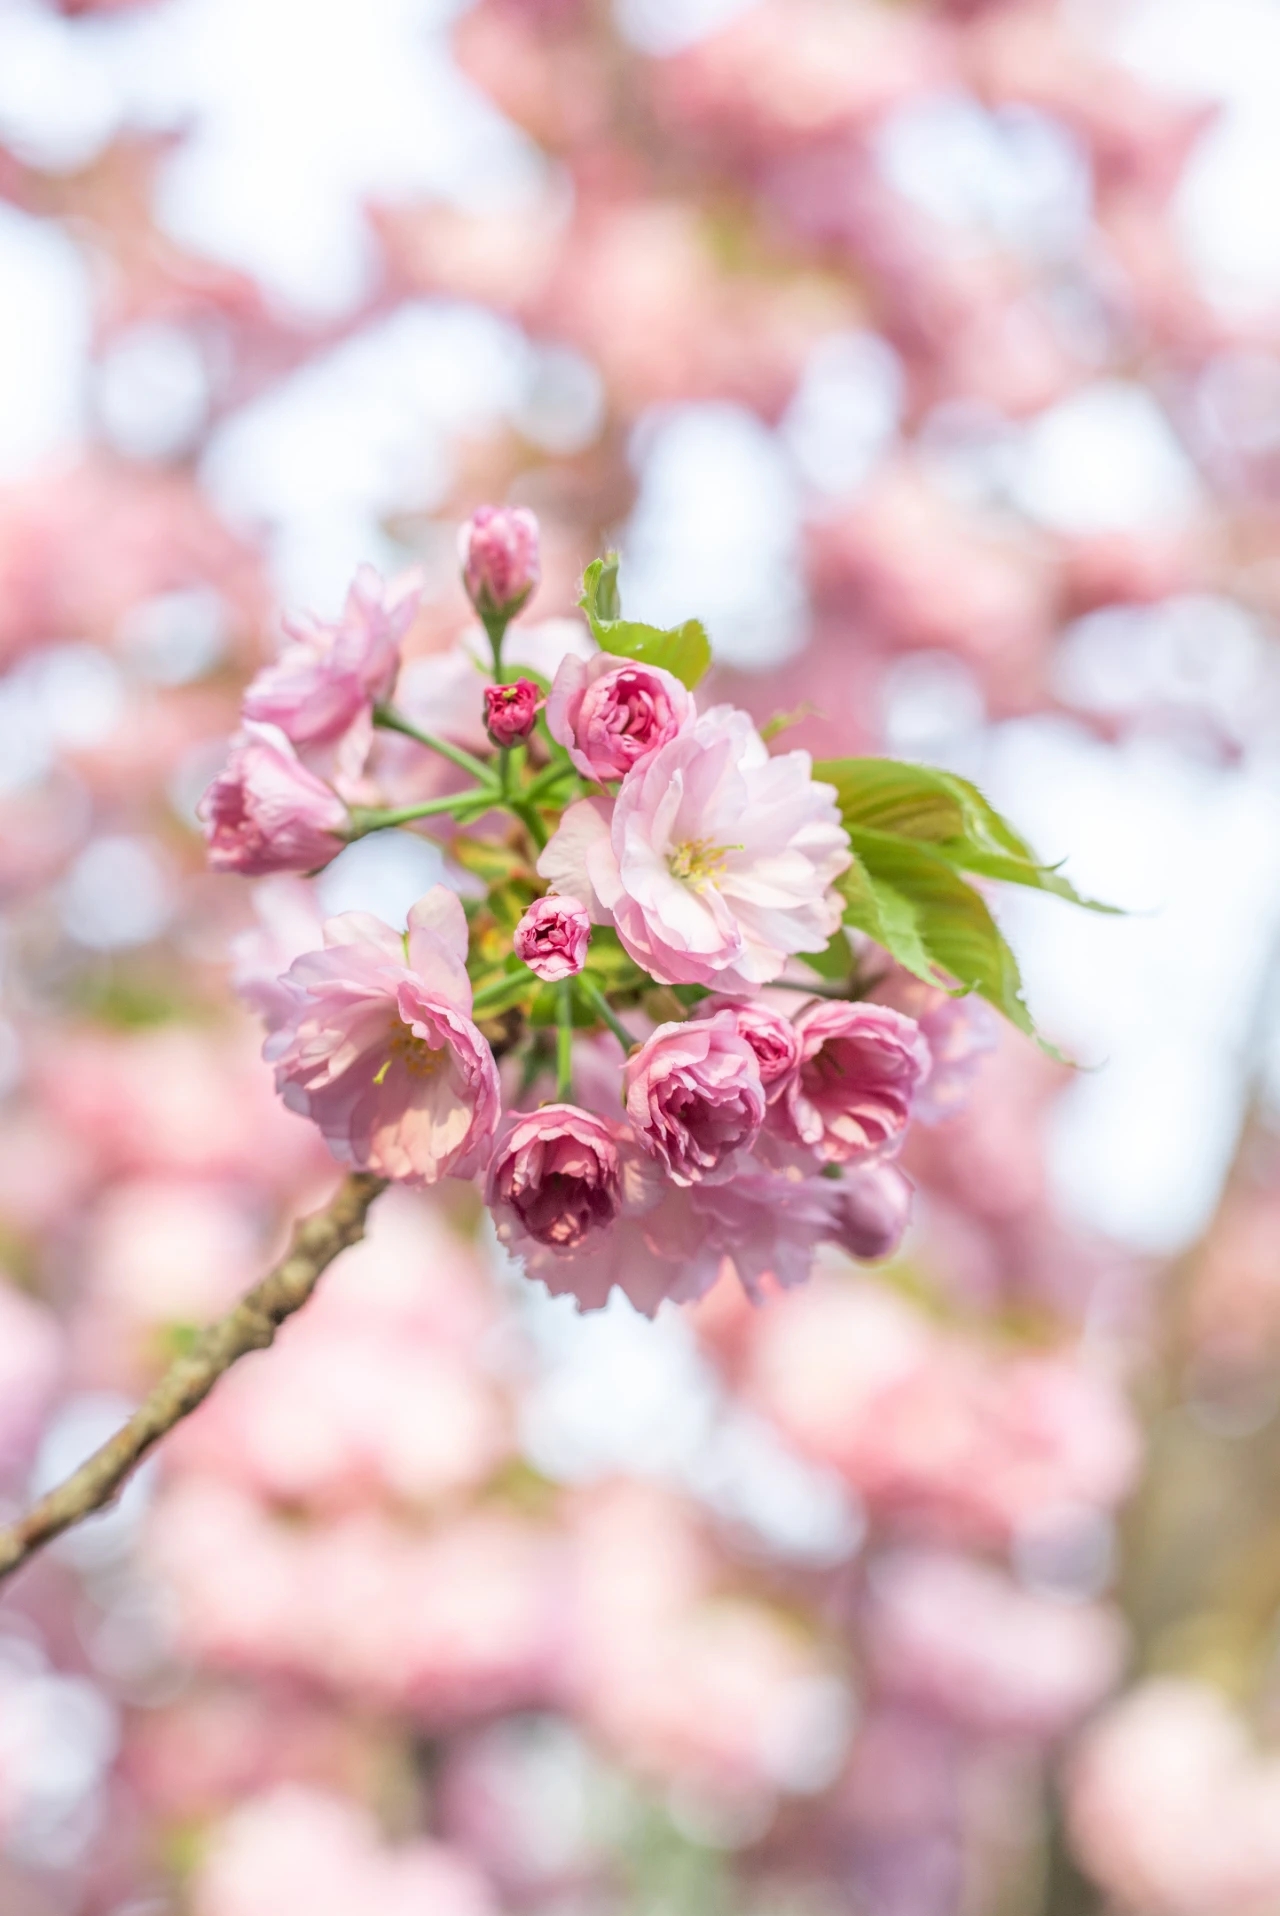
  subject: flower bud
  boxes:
[459,505,540,620]
[483,678,540,748]
[514,894,591,981]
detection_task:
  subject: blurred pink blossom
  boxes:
[459,506,541,620]
[513,893,591,981]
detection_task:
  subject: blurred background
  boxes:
[1,0,1280,1910]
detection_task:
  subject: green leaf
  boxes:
[579,555,712,689]
[815,757,1114,911]
[849,829,1035,1036]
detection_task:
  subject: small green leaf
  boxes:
[579,555,712,689]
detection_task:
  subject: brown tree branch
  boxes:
[0,1171,388,1586]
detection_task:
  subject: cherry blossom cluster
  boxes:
[201,506,993,1313]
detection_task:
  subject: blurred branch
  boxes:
[0,1171,387,1587]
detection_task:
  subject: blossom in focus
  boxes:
[783,999,929,1164]
[243,565,419,765]
[517,1155,722,1316]
[869,971,998,1124]
[459,505,541,620]
[545,651,693,782]
[483,678,540,748]
[828,1160,914,1260]
[265,887,500,1185]
[696,996,799,1103]
[198,723,349,876]
[625,1013,767,1186]
[486,1104,623,1253]
[512,894,590,981]
[538,706,851,990]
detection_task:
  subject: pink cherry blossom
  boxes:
[538,705,851,991]
[199,723,349,876]
[265,887,500,1185]
[692,1165,838,1300]
[243,565,420,763]
[863,1548,1125,1740]
[513,894,590,981]
[782,1000,929,1164]
[459,505,541,619]
[625,1013,766,1186]
[697,996,799,1103]
[483,678,540,747]
[545,651,693,782]
[486,1104,623,1253]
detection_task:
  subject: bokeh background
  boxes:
[2,0,1280,1910]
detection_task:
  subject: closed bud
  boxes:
[483,679,541,748]
[459,505,540,620]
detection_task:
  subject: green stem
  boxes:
[524,760,579,803]
[556,981,575,1100]
[348,789,494,834]
[575,975,635,1055]
[512,799,548,853]
[373,706,497,786]
[471,971,528,1013]
[481,610,509,678]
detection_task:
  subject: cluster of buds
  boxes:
[204,508,994,1313]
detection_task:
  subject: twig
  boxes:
[0,1171,387,1586]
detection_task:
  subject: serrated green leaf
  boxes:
[836,849,939,988]
[815,757,1114,912]
[849,829,1035,1036]
[579,555,712,689]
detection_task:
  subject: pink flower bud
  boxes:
[829,1161,913,1260]
[783,1000,930,1165]
[486,1104,623,1253]
[483,678,540,748]
[625,1013,766,1186]
[513,894,591,981]
[198,723,349,876]
[546,651,693,782]
[459,505,540,620]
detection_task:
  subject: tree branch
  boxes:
[0,1171,388,1586]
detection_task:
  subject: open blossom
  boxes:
[513,894,590,981]
[546,651,693,781]
[265,887,500,1185]
[697,997,799,1102]
[198,723,349,876]
[487,1105,622,1253]
[693,1166,839,1299]
[460,505,540,619]
[483,679,540,748]
[783,1000,929,1164]
[625,1013,766,1185]
[538,705,851,991]
[243,565,419,754]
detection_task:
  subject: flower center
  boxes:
[375,1021,446,1083]
[670,837,734,886]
